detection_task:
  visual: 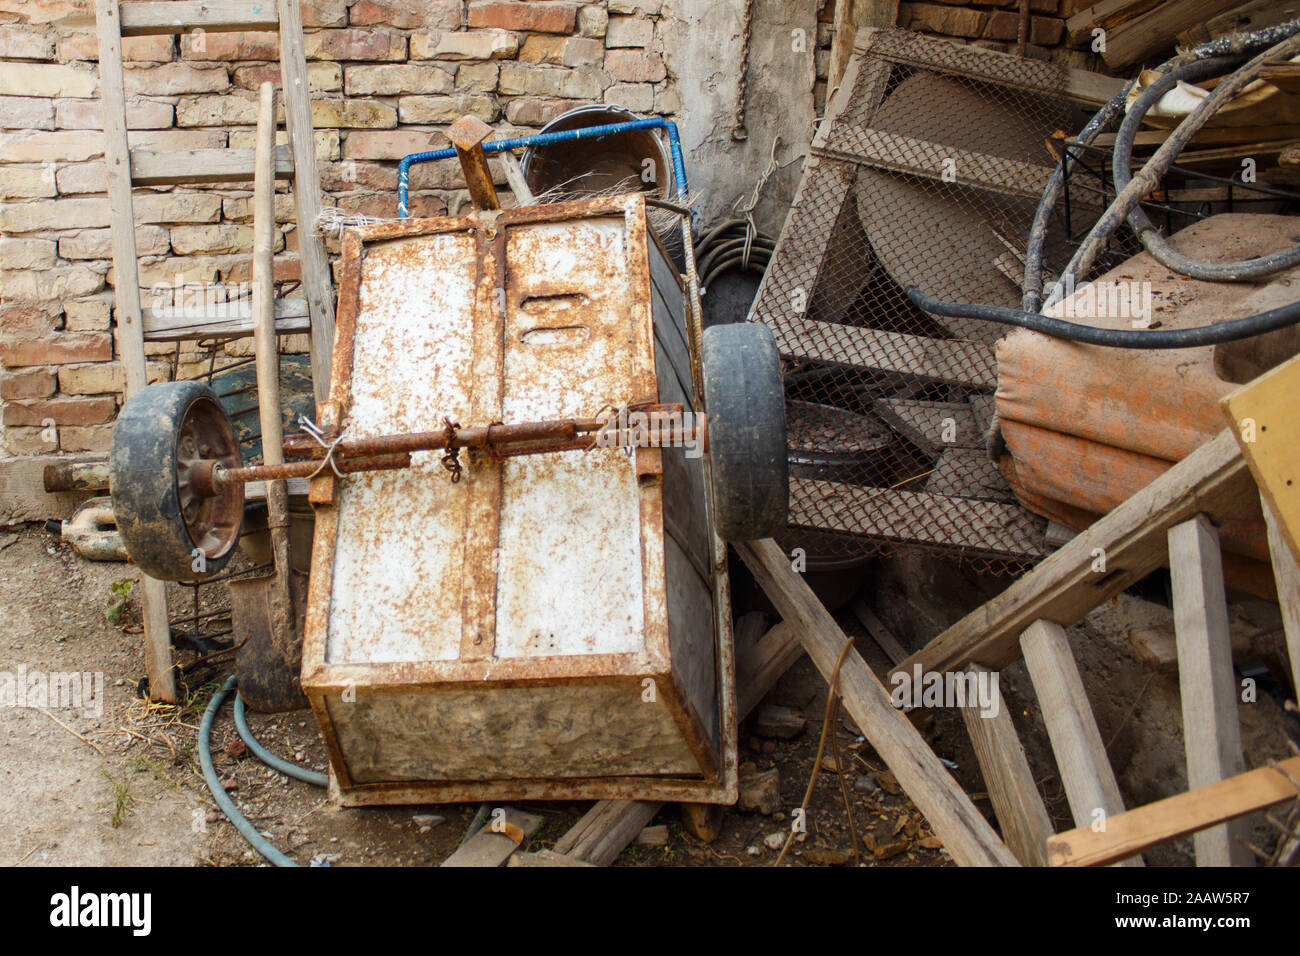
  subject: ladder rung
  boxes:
[119,1,279,37]
[131,146,294,185]
[143,298,310,342]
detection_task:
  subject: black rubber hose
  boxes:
[1114,57,1300,281]
[1022,19,1300,311]
[1054,31,1300,301]
[906,285,1300,348]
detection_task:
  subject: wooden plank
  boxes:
[895,429,1253,676]
[1168,515,1252,866]
[774,317,997,389]
[1101,0,1250,69]
[737,538,1020,867]
[440,807,542,867]
[96,0,175,704]
[1048,756,1300,867]
[1065,0,1160,44]
[959,664,1055,866]
[244,477,309,500]
[815,129,1053,201]
[849,599,908,666]
[276,0,335,407]
[1087,125,1300,150]
[1262,498,1300,703]
[828,0,857,95]
[500,152,535,205]
[1020,619,1143,866]
[736,621,803,719]
[551,800,661,866]
[874,398,981,454]
[507,849,598,867]
[130,146,293,185]
[119,0,279,35]
[1222,351,1300,567]
[1205,0,1300,42]
[143,297,310,342]
[790,476,1046,561]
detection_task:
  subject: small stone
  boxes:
[636,824,669,846]
[854,774,878,793]
[754,703,806,740]
[738,762,781,816]
[764,831,786,850]
[412,813,446,830]
[746,845,761,856]
[803,846,852,866]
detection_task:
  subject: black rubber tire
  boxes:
[701,322,788,541]
[110,381,243,582]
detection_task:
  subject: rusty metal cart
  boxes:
[109,117,788,807]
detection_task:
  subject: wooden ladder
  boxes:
[895,429,1300,866]
[95,0,337,700]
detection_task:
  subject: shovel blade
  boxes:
[231,570,308,712]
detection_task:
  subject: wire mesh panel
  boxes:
[750,29,1108,572]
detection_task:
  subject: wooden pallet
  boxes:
[96,0,336,700]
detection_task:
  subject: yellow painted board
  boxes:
[1221,351,1300,566]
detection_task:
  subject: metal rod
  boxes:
[209,416,704,491]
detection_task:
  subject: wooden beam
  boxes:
[1099,0,1249,69]
[119,0,279,36]
[552,799,661,866]
[440,807,542,867]
[1168,515,1252,866]
[1262,498,1300,702]
[1048,756,1300,866]
[1020,619,1142,865]
[895,430,1253,676]
[828,0,857,94]
[737,538,1019,867]
[96,0,175,704]
[850,599,909,666]
[130,145,293,186]
[735,621,803,720]
[1223,351,1300,567]
[960,664,1055,867]
[507,849,597,867]
[142,297,310,342]
[276,0,335,407]
[1065,0,1159,45]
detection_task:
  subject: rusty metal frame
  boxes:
[301,193,737,805]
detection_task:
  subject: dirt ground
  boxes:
[1,524,1296,867]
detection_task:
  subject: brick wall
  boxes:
[0,0,684,457]
[0,0,1081,461]
[899,0,1098,70]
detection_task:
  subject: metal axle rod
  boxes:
[191,406,705,496]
